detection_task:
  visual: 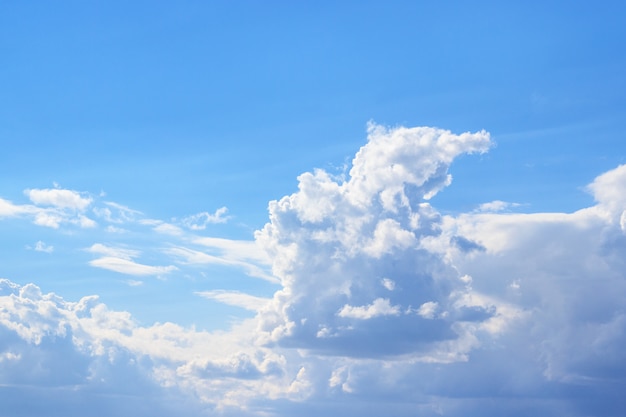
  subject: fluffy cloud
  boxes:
[2,124,626,416]
[0,279,284,416]
[0,198,36,217]
[337,298,401,319]
[26,188,92,210]
[254,124,494,359]
[0,187,96,229]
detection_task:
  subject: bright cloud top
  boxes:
[255,124,494,359]
[1,124,626,416]
[1,186,96,229]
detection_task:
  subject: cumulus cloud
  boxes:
[254,124,493,359]
[2,124,626,416]
[0,279,286,415]
[26,188,92,210]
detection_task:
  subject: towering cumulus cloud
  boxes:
[256,123,494,360]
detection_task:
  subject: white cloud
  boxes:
[196,290,270,311]
[86,244,177,276]
[417,301,439,319]
[86,243,140,260]
[34,240,54,253]
[153,222,185,236]
[94,201,142,224]
[337,298,401,319]
[26,188,92,210]
[254,124,494,359]
[3,125,626,416]
[105,225,127,233]
[193,237,271,264]
[0,198,36,217]
[33,211,64,228]
[89,256,178,276]
[0,279,286,414]
[475,200,521,212]
[167,246,277,283]
[1,188,97,229]
[181,207,230,230]
[381,278,395,291]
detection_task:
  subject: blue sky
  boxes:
[1,2,626,416]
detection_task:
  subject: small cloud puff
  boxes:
[337,298,401,319]
[25,187,92,211]
[181,207,230,230]
[1,186,96,229]
[33,240,54,253]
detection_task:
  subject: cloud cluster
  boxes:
[0,278,292,415]
[255,124,495,359]
[1,123,626,416]
[0,187,96,229]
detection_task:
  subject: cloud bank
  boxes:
[1,123,626,416]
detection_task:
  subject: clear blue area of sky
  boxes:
[2,1,625,223]
[1,1,626,327]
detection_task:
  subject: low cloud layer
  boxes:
[1,123,625,416]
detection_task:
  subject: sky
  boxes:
[1,1,626,416]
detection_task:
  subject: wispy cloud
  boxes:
[87,243,177,276]
[180,207,230,230]
[89,256,178,276]
[1,187,97,229]
[86,243,140,260]
[166,246,277,283]
[195,290,270,311]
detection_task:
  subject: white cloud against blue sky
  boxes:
[1,1,626,416]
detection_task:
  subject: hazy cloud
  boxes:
[87,243,177,276]
[89,256,178,276]
[181,207,230,230]
[337,298,401,319]
[196,290,270,311]
[33,240,54,253]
